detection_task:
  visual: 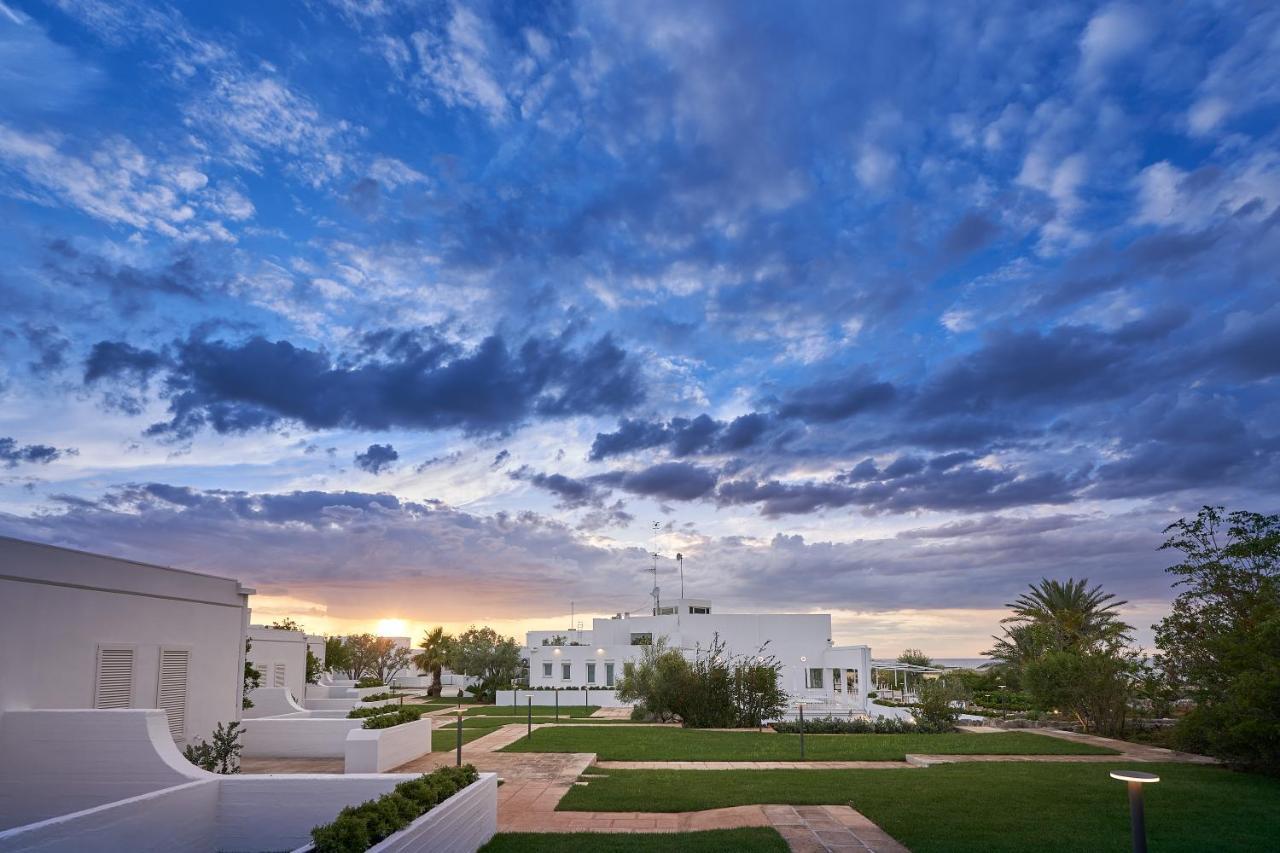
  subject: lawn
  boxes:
[480,828,788,852]
[431,725,500,751]
[467,704,602,717]
[500,727,1115,761]
[557,763,1280,852]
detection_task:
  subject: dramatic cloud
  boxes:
[353,443,398,474]
[0,437,72,467]
[84,329,644,438]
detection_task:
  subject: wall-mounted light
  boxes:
[596,648,604,654]
[553,648,561,655]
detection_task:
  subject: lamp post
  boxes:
[527,696,532,739]
[1110,770,1159,853]
[455,712,462,766]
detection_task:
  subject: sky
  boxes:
[0,1,1277,656]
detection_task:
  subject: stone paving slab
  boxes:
[596,760,914,770]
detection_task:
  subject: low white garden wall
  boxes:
[0,779,219,853]
[290,773,497,853]
[240,717,363,758]
[344,718,433,773]
[243,686,307,718]
[495,688,628,708]
[302,696,397,712]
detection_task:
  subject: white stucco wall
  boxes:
[239,717,364,758]
[344,718,433,772]
[0,537,249,750]
[247,626,308,706]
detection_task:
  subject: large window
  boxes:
[805,667,825,689]
[605,662,615,687]
[629,633,652,646]
[542,662,552,678]
[586,662,597,684]
[561,662,571,681]
[689,606,710,614]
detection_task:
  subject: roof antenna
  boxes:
[650,521,661,615]
[677,552,684,599]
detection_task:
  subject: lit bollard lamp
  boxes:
[1110,770,1159,853]
[455,711,463,767]
[527,696,533,739]
[799,703,805,759]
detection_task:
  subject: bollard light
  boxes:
[1110,770,1159,853]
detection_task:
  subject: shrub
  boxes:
[183,721,244,773]
[361,692,395,702]
[356,677,385,689]
[347,705,402,719]
[914,678,967,733]
[362,708,426,729]
[310,765,480,853]
[772,715,917,734]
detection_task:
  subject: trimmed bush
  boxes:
[361,691,395,702]
[362,707,427,729]
[311,765,480,853]
[356,677,385,689]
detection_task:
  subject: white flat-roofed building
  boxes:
[0,535,251,751]
[523,597,871,711]
[246,625,308,705]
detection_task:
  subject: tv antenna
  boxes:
[650,521,661,614]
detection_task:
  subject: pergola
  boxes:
[869,660,947,698]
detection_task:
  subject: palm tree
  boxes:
[413,627,453,697]
[1002,578,1132,652]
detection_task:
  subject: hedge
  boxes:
[310,765,479,853]
[361,707,427,729]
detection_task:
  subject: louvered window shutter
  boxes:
[94,646,134,709]
[273,663,287,688]
[157,649,190,740]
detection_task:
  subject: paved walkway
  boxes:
[596,760,913,770]
[589,706,634,719]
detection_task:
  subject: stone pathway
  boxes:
[589,706,634,719]
[596,760,913,770]
[766,805,909,853]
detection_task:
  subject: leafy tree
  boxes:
[306,648,324,685]
[340,634,383,680]
[448,627,521,702]
[372,639,413,684]
[1154,506,1280,775]
[985,577,1137,736]
[242,639,261,709]
[897,648,934,667]
[270,618,304,632]
[413,627,454,697]
[324,636,351,676]
[614,637,687,722]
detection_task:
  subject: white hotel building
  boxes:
[522,597,872,712]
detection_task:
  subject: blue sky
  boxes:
[1,0,1277,653]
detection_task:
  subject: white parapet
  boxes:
[0,709,208,830]
[344,718,433,773]
[243,686,309,718]
[239,717,364,759]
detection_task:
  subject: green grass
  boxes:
[500,727,1115,761]
[431,725,499,750]
[479,828,788,852]
[466,704,602,717]
[558,763,1280,852]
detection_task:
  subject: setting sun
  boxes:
[375,618,408,637]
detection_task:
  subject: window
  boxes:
[805,667,824,689]
[157,648,190,740]
[689,606,710,614]
[656,606,677,615]
[586,662,597,684]
[272,663,287,688]
[832,669,842,692]
[94,645,135,709]
[561,662,571,680]
[542,662,553,678]
[629,633,652,646]
[605,662,615,687]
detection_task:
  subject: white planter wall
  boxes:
[239,717,363,758]
[344,719,433,773]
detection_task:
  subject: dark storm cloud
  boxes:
[588,412,772,461]
[593,461,719,501]
[0,437,73,468]
[777,373,898,423]
[510,466,610,510]
[354,443,399,474]
[84,329,644,439]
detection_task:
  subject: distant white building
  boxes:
[0,535,251,753]
[246,625,308,704]
[522,597,871,712]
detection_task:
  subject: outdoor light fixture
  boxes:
[553,648,561,655]
[596,648,603,654]
[1110,770,1159,853]
[800,656,807,662]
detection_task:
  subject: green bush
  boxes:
[914,678,967,733]
[347,705,402,719]
[361,707,427,729]
[361,691,395,702]
[311,765,480,853]
[182,721,244,773]
[356,677,385,689]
